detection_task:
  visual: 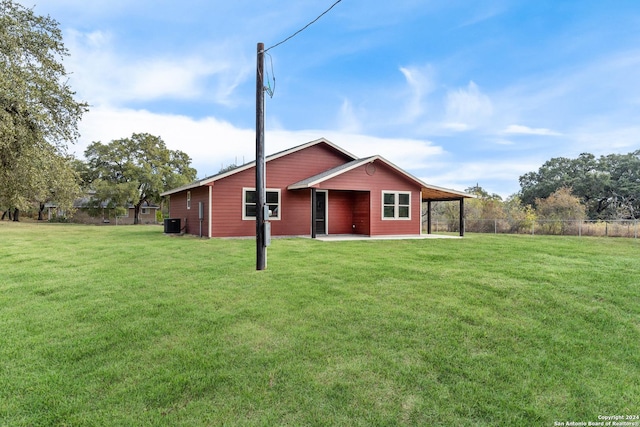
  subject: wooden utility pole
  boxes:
[256,42,266,270]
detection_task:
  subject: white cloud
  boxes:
[419,160,540,198]
[75,107,255,177]
[336,99,362,133]
[399,65,435,122]
[75,106,446,179]
[571,125,640,154]
[65,29,250,108]
[444,81,493,131]
[502,124,561,136]
[442,122,469,132]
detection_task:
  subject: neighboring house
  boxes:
[46,193,160,225]
[160,138,472,238]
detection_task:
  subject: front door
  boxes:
[315,191,327,235]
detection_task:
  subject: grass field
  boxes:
[1,223,639,426]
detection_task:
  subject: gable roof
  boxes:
[287,155,378,189]
[288,155,473,200]
[160,138,356,197]
[161,137,472,200]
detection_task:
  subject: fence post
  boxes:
[494,219,497,234]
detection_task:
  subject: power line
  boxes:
[264,0,343,53]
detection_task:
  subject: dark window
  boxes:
[243,188,280,220]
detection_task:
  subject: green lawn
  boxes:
[1,223,639,426]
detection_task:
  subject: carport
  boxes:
[421,185,474,237]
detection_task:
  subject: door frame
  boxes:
[311,189,328,237]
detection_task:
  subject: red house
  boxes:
[161,138,471,238]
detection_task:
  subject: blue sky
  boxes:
[20,0,640,197]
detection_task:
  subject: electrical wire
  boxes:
[264,0,343,53]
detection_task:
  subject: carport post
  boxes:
[311,188,317,239]
[427,201,432,234]
[459,198,465,237]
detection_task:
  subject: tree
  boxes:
[463,185,505,232]
[599,151,640,219]
[219,163,239,174]
[503,195,536,233]
[84,133,197,224]
[535,187,586,234]
[518,152,640,220]
[0,0,87,217]
[519,155,599,207]
[536,187,586,220]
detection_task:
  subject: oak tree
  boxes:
[84,133,197,224]
[0,0,87,218]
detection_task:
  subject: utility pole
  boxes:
[256,42,266,270]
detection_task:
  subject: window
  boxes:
[382,191,411,220]
[187,191,191,210]
[141,207,150,215]
[243,188,280,220]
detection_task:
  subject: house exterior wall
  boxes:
[167,143,425,238]
[327,190,356,235]
[169,185,210,236]
[316,160,422,236]
[70,209,116,225]
[352,191,371,235]
[206,143,353,237]
[124,207,158,225]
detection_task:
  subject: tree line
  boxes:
[519,151,640,220]
[2,0,638,226]
[1,1,196,224]
[432,149,640,234]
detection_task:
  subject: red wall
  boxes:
[208,143,353,237]
[316,160,421,236]
[169,144,422,237]
[327,190,355,235]
[169,185,210,237]
[352,191,370,235]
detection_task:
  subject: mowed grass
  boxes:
[1,223,639,426]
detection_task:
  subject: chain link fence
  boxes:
[427,218,639,238]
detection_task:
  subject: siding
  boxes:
[168,143,424,238]
[208,143,353,237]
[327,190,355,235]
[352,191,370,235]
[317,160,421,236]
[170,185,210,236]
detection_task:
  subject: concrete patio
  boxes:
[313,234,461,241]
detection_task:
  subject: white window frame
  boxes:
[141,207,150,215]
[242,188,281,221]
[381,191,411,220]
[187,191,191,210]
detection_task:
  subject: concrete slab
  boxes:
[313,234,461,241]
